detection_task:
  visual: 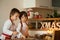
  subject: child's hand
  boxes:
[13,31,18,35]
[21,35,25,39]
[20,37,25,40]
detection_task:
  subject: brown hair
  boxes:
[10,8,20,18]
[19,11,28,20]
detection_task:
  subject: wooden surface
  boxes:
[28,18,60,21]
[11,38,35,40]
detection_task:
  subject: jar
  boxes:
[34,12,39,19]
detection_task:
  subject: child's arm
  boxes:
[26,25,29,37]
[3,20,13,35]
[3,20,18,38]
[16,23,25,38]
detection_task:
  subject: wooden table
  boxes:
[11,38,35,40]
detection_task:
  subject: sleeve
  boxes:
[16,23,22,38]
[3,20,13,35]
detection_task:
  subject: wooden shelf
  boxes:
[24,7,54,18]
[28,18,60,21]
[25,7,54,11]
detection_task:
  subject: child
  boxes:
[17,11,29,39]
[1,8,20,40]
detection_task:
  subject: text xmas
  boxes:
[40,22,60,28]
